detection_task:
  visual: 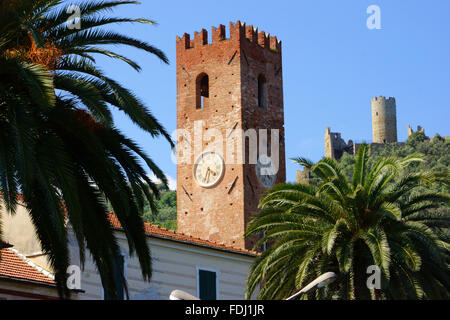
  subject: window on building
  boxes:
[196,73,209,109]
[104,255,125,300]
[198,269,217,300]
[259,232,267,252]
[258,74,267,109]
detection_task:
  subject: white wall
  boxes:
[1,203,256,300]
[68,229,256,300]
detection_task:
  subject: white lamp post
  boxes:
[169,289,200,300]
[285,272,337,300]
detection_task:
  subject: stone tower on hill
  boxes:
[323,96,399,161]
[371,96,398,143]
[176,21,286,250]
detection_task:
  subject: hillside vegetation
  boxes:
[143,185,177,230]
[106,184,177,230]
[339,132,449,192]
[338,132,450,223]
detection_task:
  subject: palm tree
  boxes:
[245,144,450,300]
[0,0,173,298]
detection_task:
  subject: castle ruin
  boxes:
[324,127,356,159]
[319,96,442,162]
[322,96,401,161]
[408,124,425,138]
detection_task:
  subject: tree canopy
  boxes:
[245,143,449,300]
[0,0,172,298]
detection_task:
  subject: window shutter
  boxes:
[104,255,125,300]
[199,269,217,300]
[115,255,125,300]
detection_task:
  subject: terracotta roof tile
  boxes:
[0,248,55,285]
[106,212,258,257]
[9,193,258,257]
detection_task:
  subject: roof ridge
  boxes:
[7,248,55,281]
[107,211,259,256]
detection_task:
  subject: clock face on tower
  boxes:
[256,155,276,189]
[193,151,225,188]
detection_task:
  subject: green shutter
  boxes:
[104,255,125,300]
[115,255,124,300]
[199,269,217,300]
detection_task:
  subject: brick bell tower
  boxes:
[176,21,286,250]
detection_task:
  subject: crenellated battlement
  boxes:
[176,21,281,53]
[371,96,396,103]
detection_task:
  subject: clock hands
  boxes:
[203,167,217,183]
[203,168,210,183]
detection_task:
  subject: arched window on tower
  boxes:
[258,74,267,109]
[196,73,209,109]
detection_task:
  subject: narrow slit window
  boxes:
[258,74,267,109]
[196,74,209,109]
[259,232,267,252]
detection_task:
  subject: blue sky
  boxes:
[93,0,450,187]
